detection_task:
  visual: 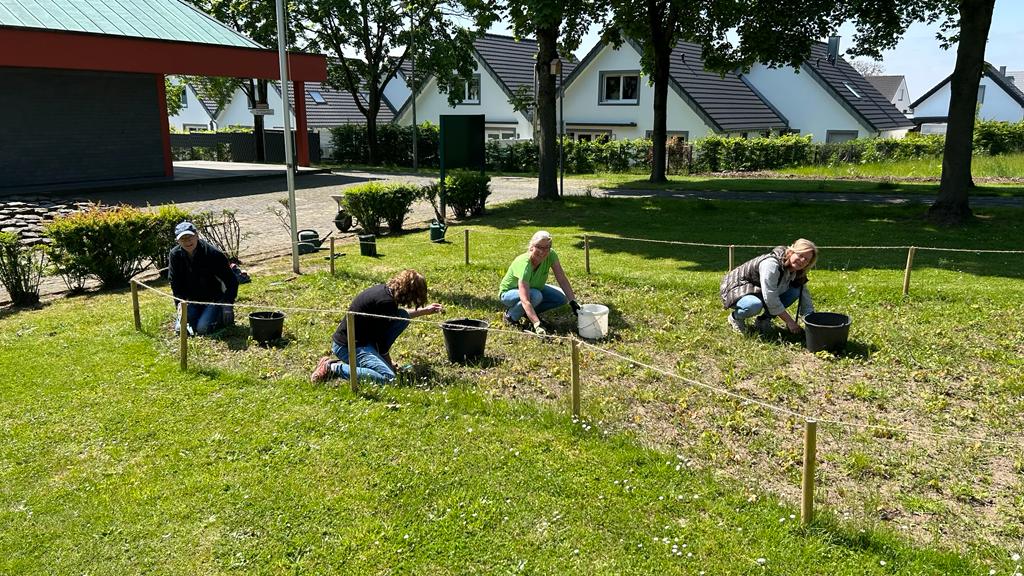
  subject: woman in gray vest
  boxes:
[720,239,817,334]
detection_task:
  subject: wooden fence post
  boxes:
[464,229,470,265]
[902,246,917,296]
[347,311,358,393]
[801,419,818,526]
[584,235,591,275]
[571,338,581,419]
[728,245,735,271]
[179,302,188,371]
[131,280,141,331]
[330,237,336,276]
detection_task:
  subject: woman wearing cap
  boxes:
[168,221,238,335]
[720,238,817,335]
[311,269,443,384]
[499,230,579,335]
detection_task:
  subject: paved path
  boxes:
[2,170,1019,304]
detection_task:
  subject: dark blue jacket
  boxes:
[168,239,238,304]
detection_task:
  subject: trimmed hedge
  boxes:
[974,119,1024,155]
[46,205,171,289]
[330,122,440,167]
[342,183,421,235]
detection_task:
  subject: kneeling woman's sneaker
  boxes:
[310,356,334,383]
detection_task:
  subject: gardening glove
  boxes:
[569,300,581,316]
[532,322,547,336]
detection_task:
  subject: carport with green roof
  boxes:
[0,0,327,189]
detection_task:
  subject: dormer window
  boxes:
[310,90,326,104]
[843,82,861,98]
[600,72,640,105]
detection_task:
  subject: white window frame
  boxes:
[644,130,689,141]
[825,130,859,143]
[486,129,518,140]
[599,71,640,105]
[456,74,481,105]
[569,129,613,142]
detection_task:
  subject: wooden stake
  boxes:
[347,311,358,393]
[728,245,735,271]
[179,302,188,371]
[902,246,917,296]
[584,235,591,275]
[329,237,335,276]
[801,419,817,526]
[464,229,470,265]
[571,338,581,418]
[131,280,141,331]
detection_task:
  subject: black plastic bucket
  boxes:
[804,312,851,353]
[441,318,489,363]
[249,311,285,344]
[358,234,377,257]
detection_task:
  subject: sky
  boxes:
[489,3,1023,102]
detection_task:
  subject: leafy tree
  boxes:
[164,78,186,116]
[839,0,997,223]
[500,0,606,199]
[298,0,495,165]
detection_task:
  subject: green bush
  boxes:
[329,122,439,167]
[46,205,165,289]
[974,119,1024,155]
[443,170,491,219]
[0,232,46,306]
[342,182,421,235]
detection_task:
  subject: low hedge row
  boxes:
[343,171,491,234]
[329,120,1024,174]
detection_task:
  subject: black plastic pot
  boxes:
[441,318,489,363]
[804,312,851,353]
[358,234,377,257]
[249,311,285,344]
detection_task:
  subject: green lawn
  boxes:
[3,197,1023,573]
[776,153,1024,181]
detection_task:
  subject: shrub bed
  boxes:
[0,232,46,306]
[343,183,422,235]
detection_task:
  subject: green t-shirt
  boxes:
[499,250,559,294]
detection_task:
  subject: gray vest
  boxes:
[720,246,804,309]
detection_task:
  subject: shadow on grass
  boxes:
[0,300,49,321]
[476,197,1024,280]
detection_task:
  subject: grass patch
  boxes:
[3,197,1023,572]
[777,153,1024,181]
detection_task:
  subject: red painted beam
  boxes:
[293,81,309,167]
[0,28,326,81]
[156,75,173,177]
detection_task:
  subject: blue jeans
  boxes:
[330,309,410,383]
[500,284,567,321]
[175,303,228,335]
[733,287,800,320]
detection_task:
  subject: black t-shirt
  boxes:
[332,284,400,350]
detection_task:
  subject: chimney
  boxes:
[827,36,840,65]
[999,65,1007,76]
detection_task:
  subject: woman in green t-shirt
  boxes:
[499,230,579,334]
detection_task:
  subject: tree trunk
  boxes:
[649,42,671,183]
[929,0,995,224]
[366,92,381,166]
[535,24,559,199]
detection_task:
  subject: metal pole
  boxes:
[801,419,817,526]
[275,0,300,274]
[559,63,564,198]
[410,12,418,171]
[347,311,358,393]
[131,280,141,331]
[179,302,188,371]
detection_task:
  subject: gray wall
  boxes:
[0,67,165,189]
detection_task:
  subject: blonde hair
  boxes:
[386,269,428,308]
[787,238,818,269]
[528,230,552,250]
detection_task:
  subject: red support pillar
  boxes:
[156,74,173,177]
[293,80,309,167]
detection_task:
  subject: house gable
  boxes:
[910,64,1024,123]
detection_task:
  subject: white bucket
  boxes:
[577,303,610,339]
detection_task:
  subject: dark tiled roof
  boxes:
[865,75,905,101]
[804,44,913,131]
[667,42,787,132]
[303,82,393,128]
[472,33,578,95]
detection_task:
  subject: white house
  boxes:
[865,75,913,114]
[167,80,217,131]
[910,64,1024,134]
[560,40,786,142]
[395,34,577,141]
